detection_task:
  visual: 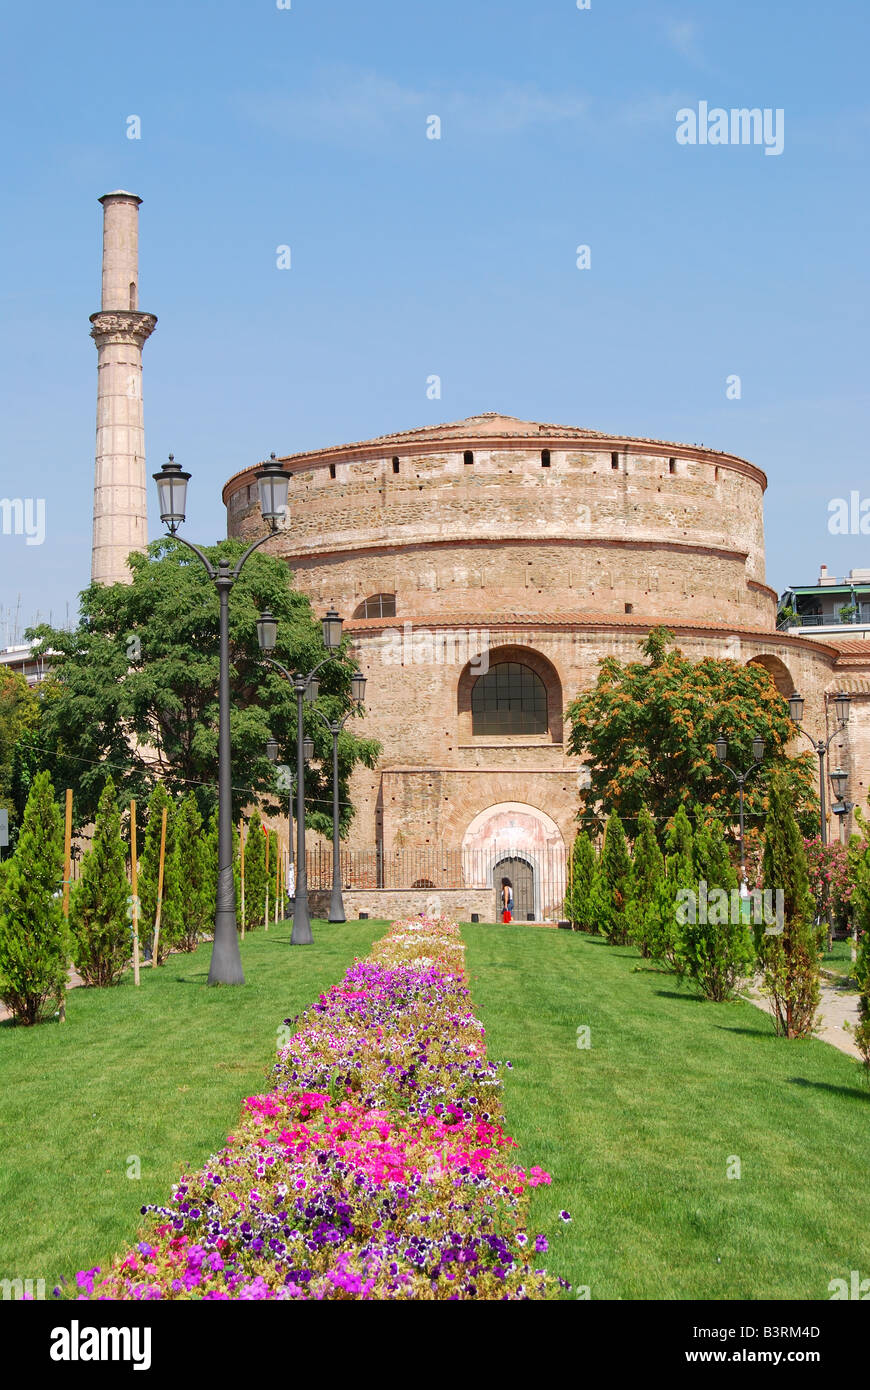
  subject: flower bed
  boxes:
[77,915,569,1300]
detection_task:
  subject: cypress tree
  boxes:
[647,805,695,975]
[0,770,68,1025]
[173,792,210,951]
[243,811,267,931]
[565,830,597,931]
[626,805,664,956]
[682,814,750,1001]
[70,776,131,987]
[759,775,820,1037]
[594,812,632,944]
[138,783,180,964]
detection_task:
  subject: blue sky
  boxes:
[1,0,868,634]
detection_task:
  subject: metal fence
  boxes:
[304,843,568,921]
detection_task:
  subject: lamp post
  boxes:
[830,767,854,846]
[787,690,851,845]
[256,608,344,943]
[152,453,288,985]
[715,733,766,884]
[309,669,368,922]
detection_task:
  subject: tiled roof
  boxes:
[222,413,764,495]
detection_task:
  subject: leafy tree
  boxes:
[25,539,379,833]
[626,805,664,957]
[242,811,267,932]
[173,792,211,952]
[0,771,68,1024]
[70,777,131,987]
[681,816,750,1001]
[592,811,632,944]
[567,627,818,843]
[565,831,597,931]
[759,775,820,1038]
[0,667,40,840]
[138,782,180,964]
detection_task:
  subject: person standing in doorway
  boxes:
[501,877,513,923]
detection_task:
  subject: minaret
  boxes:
[89,192,157,585]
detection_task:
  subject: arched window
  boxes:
[471,662,548,736]
[354,593,397,619]
[129,281,137,310]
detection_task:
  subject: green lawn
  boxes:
[0,920,387,1290]
[463,924,870,1300]
[822,936,857,984]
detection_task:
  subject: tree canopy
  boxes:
[24,539,379,833]
[566,627,817,842]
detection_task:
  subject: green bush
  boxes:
[0,771,68,1025]
[593,812,632,945]
[173,793,211,952]
[70,777,131,987]
[565,831,597,931]
[626,806,664,957]
[759,776,820,1038]
[138,783,181,964]
[680,816,751,1001]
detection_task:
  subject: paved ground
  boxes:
[747,973,863,1060]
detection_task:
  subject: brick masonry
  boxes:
[226,415,870,875]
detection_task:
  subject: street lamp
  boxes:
[152,454,288,985]
[309,669,368,923]
[787,690,851,845]
[256,609,344,944]
[715,733,765,884]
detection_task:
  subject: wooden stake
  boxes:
[151,807,168,966]
[62,788,73,918]
[239,818,246,940]
[130,800,141,987]
[275,833,281,925]
[264,829,270,931]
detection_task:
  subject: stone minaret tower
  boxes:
[89,192,157,585]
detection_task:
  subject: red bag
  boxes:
[502,909,512,923]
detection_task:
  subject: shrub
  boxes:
[0,771,68,1025]
[173,793,210,952]
[70,777,131,987]
[138,783,181,964]
[565,831,597,931]
[593,812,632,945]
[242,811,267,932]
[626,806,664,956]
[759,776,820,1038]
[645,805,694,976]
[680,816,751,1001]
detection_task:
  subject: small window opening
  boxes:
[669,458,676,474]
[129,281,137,310]
[464,451,474,466]
[329,463,336,479]
[392,457,400,474]
[624,603,634,614]
[541,450,551,468]
[611,453,619,470]
[715,466,720,481]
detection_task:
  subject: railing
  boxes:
[304,843,568,922]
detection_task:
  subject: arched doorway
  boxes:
[494,855,534,920]
[461,802,566,921]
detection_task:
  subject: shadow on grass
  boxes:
[788,1076,870,1102]
[653,989,705,1003]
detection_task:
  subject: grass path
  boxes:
[0,920,386,1290]
[462,924,870,1300]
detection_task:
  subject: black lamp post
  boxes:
[830,767,854,846]
[787,690,851,845]
[310,669,368,922]
[256,607,345,943]
[152,453,289,985]
[715,733,766,884]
